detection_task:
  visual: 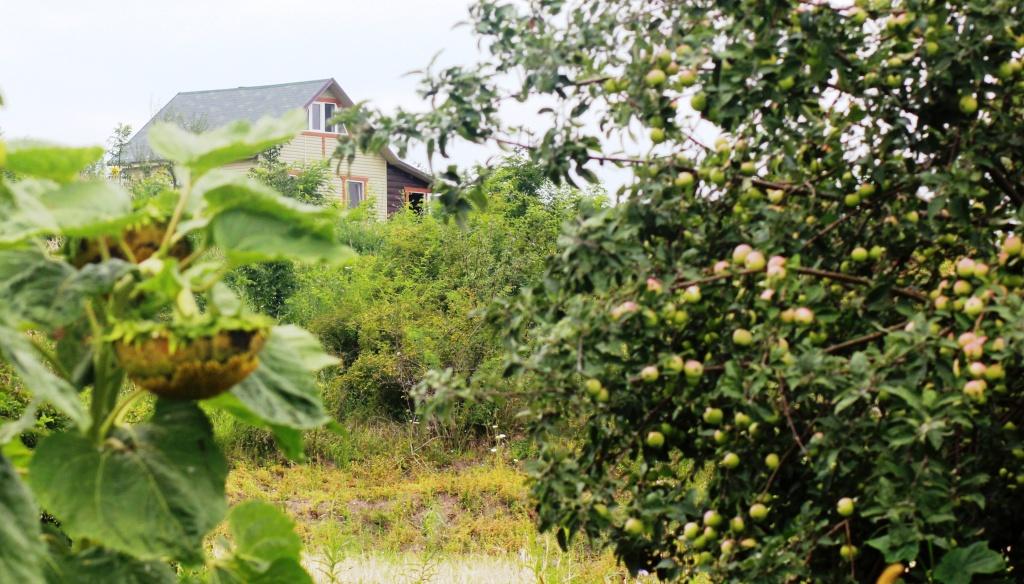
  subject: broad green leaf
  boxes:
[209,501,312,584]
[4,141,103,182]
[147,110,306,177]
[933,542,1006,584]
[0,179,60,245]
[44,546,176,584]
[0,245,134,331]
[206,393,305,460]
[223,325,336,429]
[210,208,354,264]
[28,400,227,563]
[0,325,87,428]
[39,180,134,237]
[196,170,337,234]
[0,244,75,329]
[226,501,303,562]
[0,455,46,584]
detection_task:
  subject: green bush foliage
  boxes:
[288,159,599,427]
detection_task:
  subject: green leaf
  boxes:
[147,110,306,177]
[206,393,305,460]
[0,244,75,329]
[0,325,87,428]
[933,542,1006,584]
[219,325,336,430]
[865,532,919,564]
[4,142,103,182]
[44,546,176,584]
[0,455,47,584]
[209,501,312,584]
[0,179,60,246]
[210,209,354,264]
[39,180,134,237]
[28,400,227,563]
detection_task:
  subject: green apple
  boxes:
[675,171,695,188]
[691,92,707,111]
[963,296,984,316]
[840,544,858,560]
[721,452,740,469]
[640,365,660,382]
[924,41,939,55]
[778,76,795,90]
[733,328,754,346]
[740,161,756,176]
[683,521,700,540]
[645,69,667,87]
[650,128,666,144]
[956,257,976,277]
[1004,235,1023,256]
[684,359,704,379]
[794,307,815,325]
[953,280,973,296]
[683,285,702,303]
[767,188,785,203]
[836,497,855,517]
[665,355,684,374]
[624,517,645,535]
[602,78,620,93]
[844,193,861,207]
[679,69,698,86]
[904,210,919,223]
[703,407,724,425]
[959,95,978,115]
[963,379,987,401]
[765,453,780,469]
[720,538,735,554]
[749,503,769,521]
[713,429,728,444]
[646,431,665,448]
[703,510,723,527]
[709,168,727,185]
[729,516,745,533]
[869,245,885,260]
[584,378,603,397]
[851,247,869,262]
[594,503,610,519]
[744,251,766,271]
[734,412,751,427]
[732,243,753,264]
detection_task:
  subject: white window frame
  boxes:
[345,178,367,208]
[307,101,347,134]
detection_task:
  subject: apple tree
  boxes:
[334,0,1024,581]
[0,107,345,581]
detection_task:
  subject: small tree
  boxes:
[338,0,1024,581]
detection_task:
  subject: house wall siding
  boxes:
[385,164,432,215]
[278,133,388,219]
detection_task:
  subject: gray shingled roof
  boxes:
[121,79,332,164]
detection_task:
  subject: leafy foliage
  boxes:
[0,106,340,577]
[286,160,594,426]
[342,0,1024,581]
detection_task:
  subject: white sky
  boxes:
[0,0,479,152]
[0,0,706,193]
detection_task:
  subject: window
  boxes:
[405,188,431,215]
[308,101,345,134]
[346,179,366,208]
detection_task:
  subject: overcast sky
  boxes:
[0,0,479,154]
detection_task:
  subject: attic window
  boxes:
[308,101,345,134]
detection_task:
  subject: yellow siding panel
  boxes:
[279,133,389,219]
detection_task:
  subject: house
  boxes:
[120,78,432,219]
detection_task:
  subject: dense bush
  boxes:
[339,0,1024,581]
[287,159,599,428]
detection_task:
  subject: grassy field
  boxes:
[219,420,644,583]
